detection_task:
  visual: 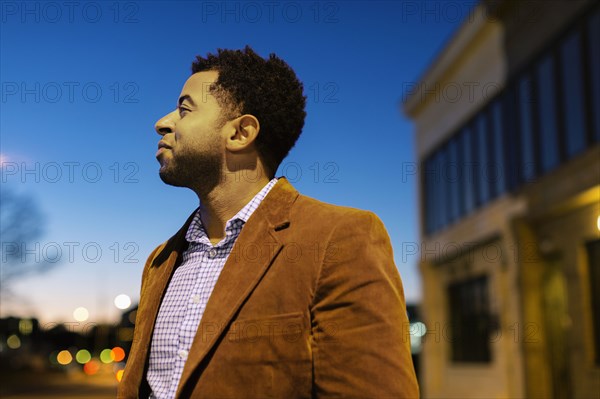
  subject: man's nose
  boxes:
[155,111,177,136]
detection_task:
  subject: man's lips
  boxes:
[156,142,172,157]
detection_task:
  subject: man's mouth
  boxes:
[156,142,172,158]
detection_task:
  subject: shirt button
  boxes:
[178,349,188,360]
[191,295,201,304]
[208,249,218,258]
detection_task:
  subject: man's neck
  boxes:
[196,175,272,245]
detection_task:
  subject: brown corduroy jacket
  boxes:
[118,178,419,398]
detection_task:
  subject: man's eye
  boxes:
[178,107,190,115]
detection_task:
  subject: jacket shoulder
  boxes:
[294,193,384,225]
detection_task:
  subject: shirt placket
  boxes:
[170,244,223,393]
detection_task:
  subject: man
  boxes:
[119,46,419,399]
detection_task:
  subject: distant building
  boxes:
[403,1,599,398]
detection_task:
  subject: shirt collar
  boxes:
[185,178,278,244]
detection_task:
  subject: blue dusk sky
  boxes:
[1,0,476,326]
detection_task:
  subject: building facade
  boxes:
[403,1,600,398]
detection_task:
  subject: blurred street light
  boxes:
[114,294,131,310]
[73,307,89,322]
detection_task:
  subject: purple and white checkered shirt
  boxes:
[147,178,278,399]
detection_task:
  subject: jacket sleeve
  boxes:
[310,211,419,398]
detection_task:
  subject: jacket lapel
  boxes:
[124,211,196,396]
[175,177,299,397]
[142,209,196,336]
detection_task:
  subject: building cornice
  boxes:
[402,1,495,117]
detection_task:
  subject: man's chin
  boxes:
[158,168,186,187]
[157,154,223,194]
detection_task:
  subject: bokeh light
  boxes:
[100,348,114,363]
[57,350,73,365]
[410,322,427,338]
[114,294,131,310]
[73,307,89,322]
[111,347,126,362]
[7,334,21,349]
[18,319,33,335]
[83,359,100,375]
[116,369,124,382]
[76,349,92,364]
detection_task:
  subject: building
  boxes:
[402,1,599,398]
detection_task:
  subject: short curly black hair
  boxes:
[192,45,306,177]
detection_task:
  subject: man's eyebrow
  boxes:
[178,95,196,107]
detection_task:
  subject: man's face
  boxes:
[155,70,232,191]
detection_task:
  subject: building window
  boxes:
[460,127,475,214]
[433,152,442,232]
[560,28,588,158]
[447,138,460,223]
[536,53,560,172]
[448,276,492,363]
[586,239,600,366]
[437,147,449,229]
[517,74,536,183]
[475,112,491,205]
[423,157,436,235]
[503,87,520,192]
[490,99,506,197]
[587,6,600,142]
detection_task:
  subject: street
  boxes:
[0,368,117,399]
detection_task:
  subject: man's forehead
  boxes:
[179,71,219,102]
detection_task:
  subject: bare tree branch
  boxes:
[1,187,59,300]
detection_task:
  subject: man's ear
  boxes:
[226,114,260,152]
